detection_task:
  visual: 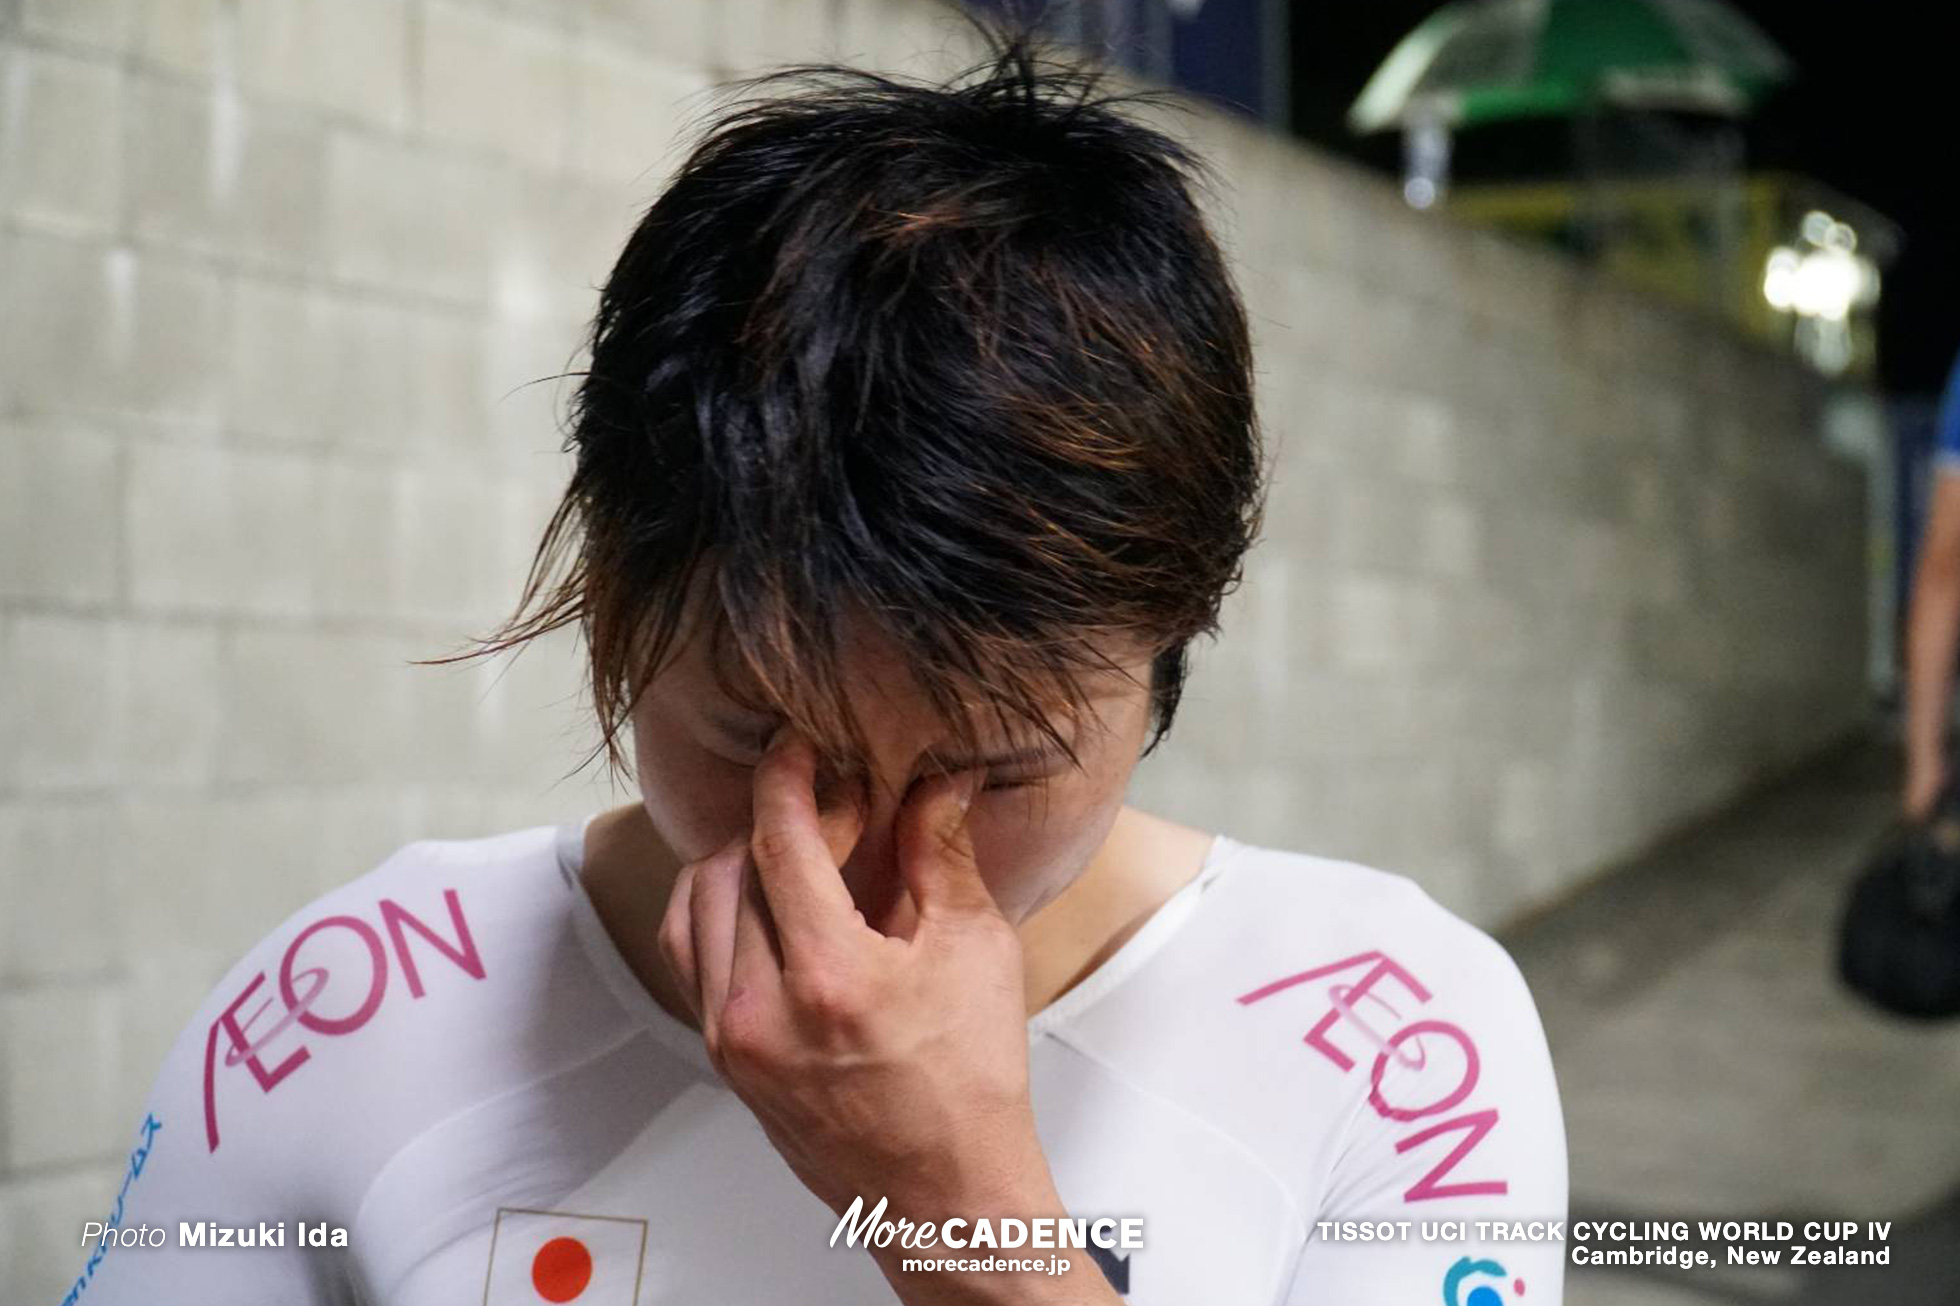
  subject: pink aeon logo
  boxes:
[201,888,485,1151]
[1238,949,1508,1204]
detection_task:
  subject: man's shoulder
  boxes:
[1039,838,1562,1217]
[210,819,573,1032]
[148,817,621,1161]
[1211,841,1531,1001]
[1098,836,1555,1103]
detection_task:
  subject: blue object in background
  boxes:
[961,0,1288,126]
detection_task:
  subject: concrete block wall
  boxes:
[0,0,1865,1297]
[1128,115,1865,926]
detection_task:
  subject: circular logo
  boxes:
[530,1236,594,1302]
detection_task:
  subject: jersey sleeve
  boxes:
[54,953,354,1306]
[1275,921,1570,1306]
[53,836,502,1306]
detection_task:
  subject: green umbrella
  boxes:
[1348,0,1794,134]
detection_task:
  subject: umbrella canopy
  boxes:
[1348,0,1794,134]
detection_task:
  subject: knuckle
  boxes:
[785,968,863,1028]
[714,998,781,1077]
[751,825,800,870]
[716,1008,761,1065]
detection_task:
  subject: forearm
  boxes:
[1905,557,1960,769]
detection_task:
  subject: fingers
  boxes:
[751,725,865,957]
[729,853,786,1005]
[658,860,702,1025]
[686,838,748,1043]
[895,767,993,921]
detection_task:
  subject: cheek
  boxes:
[968,773,1130,922]
[631,716,753,862]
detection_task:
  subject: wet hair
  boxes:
[427,16,1264,795]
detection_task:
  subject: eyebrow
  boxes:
[707,712,1077,772]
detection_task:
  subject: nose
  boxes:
[815,766,926,917]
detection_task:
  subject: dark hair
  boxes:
[426,17,1264,796]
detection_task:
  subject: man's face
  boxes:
[628,606,1156,930]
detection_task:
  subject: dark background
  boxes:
[1288,1,1956,397]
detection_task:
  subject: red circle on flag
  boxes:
[531,1236,593,1302]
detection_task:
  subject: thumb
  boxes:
[895,768,992,920]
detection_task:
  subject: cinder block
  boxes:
[835,0,989,80]
[401,639,500,782]
[226,277,347,444]
[316,456,402,620]
[127,76,330,272]
[3,1161,130,1304]
[573,0,715,69]
[1444,585,1532,673]
[496,472,568,610]
[229,277,473,452]
[0,46,121,236]
[112,252,231,425]
[3,801,119,981]
[482,315,586,469]
[123,619,223,784]
[2,985,123,1169]
[21,0,137,51]
[1382,391,1460,486]
[220,627,414,786]
[0,415,119,604]
[1416,493,1480,580]
[406,308,493,456]
[325,131,505,304]
[136,0,223,76]
[499,169,635,325]
[304,787,422,898]
[420,2,573,170]
[1329,572,1429,673]
[8,613,124,791]
[470,618,598,786]
[565,40,717,188]
[108,795,301,972]
[396,468,506,624]
[235,0,409,129]
[1475,508,1549,601]
[125,441,321,616]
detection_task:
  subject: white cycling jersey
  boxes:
[61,814,1568,1306]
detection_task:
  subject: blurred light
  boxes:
[1793,249,1860,321]
[1796,316,1853,377]
[1401,114,1450,210]
[1799,210,1834,245]
[1762,246,1800,311]
[1856,260,1882,307]
[1761,242,1877,324]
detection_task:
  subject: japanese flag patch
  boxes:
[481,1208,647,1305]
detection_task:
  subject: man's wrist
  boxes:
[860,1171,1123,1306]
[869,1229,1123,1306]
